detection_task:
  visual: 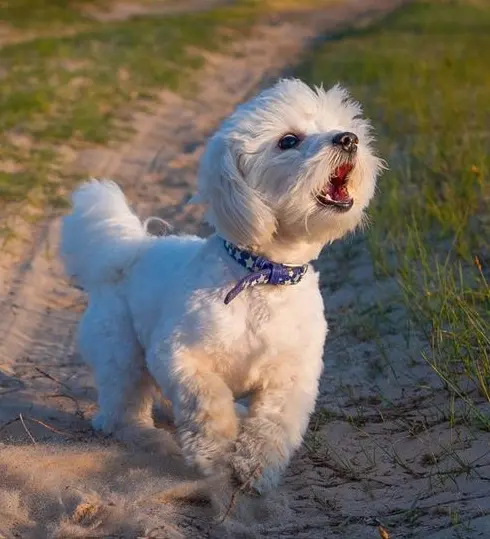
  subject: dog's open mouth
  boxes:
[316,163,354,211]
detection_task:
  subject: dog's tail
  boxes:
[60,179,149,290]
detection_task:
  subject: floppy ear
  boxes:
[196,132,276,247]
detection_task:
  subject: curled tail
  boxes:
[60,180,149,290]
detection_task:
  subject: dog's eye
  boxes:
[278,133,300,150]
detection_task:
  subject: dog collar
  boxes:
[222,239,308,304]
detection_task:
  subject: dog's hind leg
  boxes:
[78,290,179,455]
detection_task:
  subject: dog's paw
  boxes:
[228,419,288,494]
[229,456,263,495]
[179,427,234,477]
[228,450,282,495]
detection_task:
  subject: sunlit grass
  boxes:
[0,0,336,215]
[299,0,490,424]
[0,0,102,29]
[0,4,253,210]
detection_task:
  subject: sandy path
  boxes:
[1,1,489,537]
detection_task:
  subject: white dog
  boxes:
[61,78,382,493]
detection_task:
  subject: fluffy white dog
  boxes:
[61,78,382,493]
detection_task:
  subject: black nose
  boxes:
[332,131,359,153]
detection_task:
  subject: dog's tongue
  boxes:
[331,163,353,185]
[328,164,353,201]
[329,184,350,202]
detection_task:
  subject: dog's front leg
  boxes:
[172,361,239,476]
[229,368,319,494]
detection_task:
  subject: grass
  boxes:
[0,0,102,29]
[0,1,251,217]
[299,0,490,425]
[0,0,334,226]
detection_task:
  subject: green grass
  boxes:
[0,12,247,140]
[299,0,490,424]
[0,0,102,29]
[0,0,332,218]
[0,2,255,213]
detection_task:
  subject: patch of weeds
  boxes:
[398,507,425,529]
[0,1,259,216]
[345,406,368,428]
[420,452,440,468]
[310,488,341,512]
[304,406,338,454]
[0,0,105,30]
[401,253,490,429]
[0,0,336,221]
[314,443,363,481]
[298,0,490,424]
[309,407,338,431]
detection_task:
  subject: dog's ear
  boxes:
[196,132,276,247]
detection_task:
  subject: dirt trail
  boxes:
[1,1,489,538]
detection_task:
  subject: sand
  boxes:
[1,1,489,537]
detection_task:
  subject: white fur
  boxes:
[60,79,382,493]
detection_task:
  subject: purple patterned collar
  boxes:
[222,239,308,304]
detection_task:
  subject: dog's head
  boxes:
[194,78,383,263]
